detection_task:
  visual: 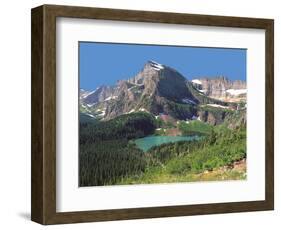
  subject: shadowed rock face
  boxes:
[191,76,246,102]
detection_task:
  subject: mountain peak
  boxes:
[80,61,247,122]
[146,60,165,71]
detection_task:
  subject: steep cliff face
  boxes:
[191,77,246,102]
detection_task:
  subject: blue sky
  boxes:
[79,42,246,90]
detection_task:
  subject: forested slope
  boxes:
[79,112,156,186]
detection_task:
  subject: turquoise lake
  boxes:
[134,135,200,152]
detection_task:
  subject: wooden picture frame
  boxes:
[31,4,274,225]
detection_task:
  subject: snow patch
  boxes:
[98,111,105,116]
[206,104,230,109]
[226,89,247,96]
[128,109,136,113]
[139,108,149,112]
[151,66,161,71]
[81,104,91,113]
[104,96,118,101]
[128,85,137,91]
[191,79,202,85]
[86,103,96,107]
[83,87,100,98]
[86,113,95,118]
[182,98,197,105]
[198,89,206,94]
[191,115,198,120]
[130,82,144,87]
[149,60,164,71]
[127,85,143,94]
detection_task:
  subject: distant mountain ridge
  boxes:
[80,61,246,126]
[191,76,246,102]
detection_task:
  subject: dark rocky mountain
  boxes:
[191,76,246,102]
[80,61,246,126]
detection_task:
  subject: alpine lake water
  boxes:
[134,135,201,152]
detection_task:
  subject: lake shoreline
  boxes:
[133,135,201,152]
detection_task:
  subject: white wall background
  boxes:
[0,0,279,229]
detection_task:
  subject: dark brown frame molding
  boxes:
[31,4,274,225]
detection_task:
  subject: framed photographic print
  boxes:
[31,4,274,225]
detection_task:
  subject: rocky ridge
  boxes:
[191,77,246,102]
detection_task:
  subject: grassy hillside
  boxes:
[177,120,213,135]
